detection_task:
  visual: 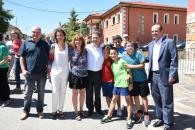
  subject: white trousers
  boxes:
[51,69,68,112]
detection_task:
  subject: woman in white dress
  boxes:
[48,29,69,119]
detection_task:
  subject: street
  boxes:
[0,73,195,130]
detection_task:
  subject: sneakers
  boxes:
[101,115,112,123]
[38,112,44,119]
[20,111,28,120]
[117,107,122,116]
[144,114,151,127]
[127,119,134,129]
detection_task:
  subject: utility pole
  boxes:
[80,24,81,35]
[15,17,17,27]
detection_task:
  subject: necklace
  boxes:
[58,42,65,51]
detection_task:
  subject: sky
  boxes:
[3,0,188,35]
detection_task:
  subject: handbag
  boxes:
[69,51,82,82]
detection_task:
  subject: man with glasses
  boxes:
[19,26,49,120]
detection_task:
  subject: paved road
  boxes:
[0,73,195,130]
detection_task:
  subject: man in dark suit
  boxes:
[148,24,179,130]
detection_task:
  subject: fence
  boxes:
[178,48,195,74]
[141,48,195,74]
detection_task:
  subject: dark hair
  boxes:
[71,34,86,51]
[92,31,100,37]
[102,45,111,52]
[125,42,138,50]
[113,35,122,41]
[110,46,118,54]
[0,33,3,41]
[54,29,66,43]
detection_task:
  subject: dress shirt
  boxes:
[86,43,104,71]
[152,38,162,71]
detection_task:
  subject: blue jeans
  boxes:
[23,74,47,113]
[14,57,21,88]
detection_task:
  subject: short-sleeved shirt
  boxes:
[110,44,125,57]
[69,48,88,77]
[0,42,9,68]
[111,58,129,88]
[117,46,125,57]
[19,39,49,74]
[122,51,147,82]
[102,58,114,83]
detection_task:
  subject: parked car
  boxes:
[176,41,186,50]
[139,44,149,51]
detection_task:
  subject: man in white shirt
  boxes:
[85,31,104,117]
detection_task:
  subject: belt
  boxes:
[152,71,160,74]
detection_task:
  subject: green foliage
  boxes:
[0,0,14,33]
[65,8,89,43]
[80,22,90,37]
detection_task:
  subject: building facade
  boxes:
[84,1,187,45]
[187,0,195,47]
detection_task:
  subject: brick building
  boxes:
[84,1,187,45]
[187,0,195,47]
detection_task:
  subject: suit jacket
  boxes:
[148,36,179,85]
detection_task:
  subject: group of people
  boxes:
[0,23,178,130]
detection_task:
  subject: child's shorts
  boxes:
[102,82,114,98]
[129,81,150,97]
[113,87,130,96]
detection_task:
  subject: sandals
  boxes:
[58,111,65,119]
[75,113,81,121]
[79,111,87,118]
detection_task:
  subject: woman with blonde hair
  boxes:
[69,34,88,121]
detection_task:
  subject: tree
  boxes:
[0,0,14,33]
[68,8,79,32]
[79,22,89,37]
[64,8,89,42]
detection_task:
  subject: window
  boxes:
[173,34,178,42]
[164,14,169,24]
[117,14,120,23]
[101,21,104,28]
[153,13,158,23]
[105,37,108,43]
[163,34,168,39]
[112,16,115,25]
[105,20,108,28]
[174,14,179,24]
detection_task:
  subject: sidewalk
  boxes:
[0,73,195,130]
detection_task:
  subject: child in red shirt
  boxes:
[102,45,114,107]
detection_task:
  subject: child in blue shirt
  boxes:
[123,42,150,126]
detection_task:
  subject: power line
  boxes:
[4,0,107,14]
[23,0,49,4]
